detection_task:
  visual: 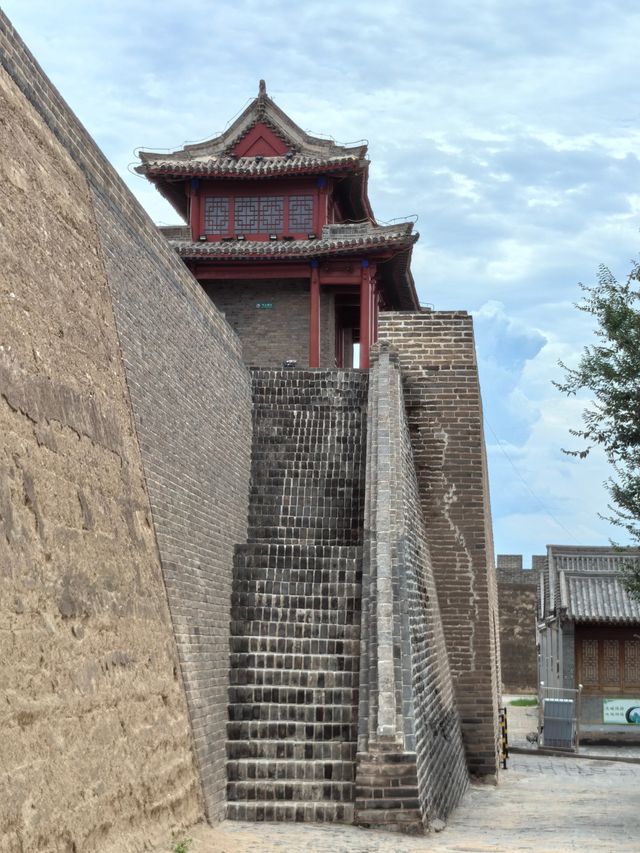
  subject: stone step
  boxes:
[229,605,360,625]
[230,634,359,655]
[229,621,361,642]
[232,577,361,595]
[232,580,362,599]
[247,509,362,522]
[226,800,354,823]
[230,667,359,690]
[246,522,362,540]
[234,543,361,558]
[248,491,364,505]
[228,703,356,725]
[229,652,359,674]
[250,446,362,457]
[250,458,363,470]
[228,685,359,706]
[227,758,355,783]
[226,739,356,762]
[227,719,356,742]
[227,779,354,803]
[252,434,364,446]
[248,492,363,505]
[245,527,362,545]
[233,553,362,583]
[253,416,365,428]
[227,368,366,821]
[230,590,362,611]
[247,513,362,526]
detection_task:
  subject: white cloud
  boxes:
[4,0,639,559]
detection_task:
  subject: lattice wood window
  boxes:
[204,194,315,236]
[259,197,284,231]
[235,197,260,233]
[289,195,314,231]
[624,639,640,686]
[581,639,598,685]
[603,639,620,684]
[203,197,229,234]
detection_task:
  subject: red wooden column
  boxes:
[189,177,201,241]
[370,280,378,344]
[309,260,321,368]
[359,260,371,369]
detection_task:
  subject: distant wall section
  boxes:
[496,555,543,693]
[379,311,501,779]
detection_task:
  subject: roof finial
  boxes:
[259,79,266,97]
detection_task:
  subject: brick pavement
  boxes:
[161,751,640,852]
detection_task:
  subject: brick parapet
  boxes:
[355,344,468,832]
[379,312,501,779]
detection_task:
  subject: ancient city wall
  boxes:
[0,11,252,849]
[203,279,335,368]
[356,345,468,832]
[496,555,542,693]
[379,312,501,779]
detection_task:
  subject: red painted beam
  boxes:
[193,263,311,280]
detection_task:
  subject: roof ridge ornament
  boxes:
[257,80,267,118]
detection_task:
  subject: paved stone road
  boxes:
[165,751,640,853]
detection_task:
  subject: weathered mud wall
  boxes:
[0,11,251,851]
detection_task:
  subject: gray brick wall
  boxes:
[379,311,501,779]
[92,191,252,821]
[203,279,336,368]
[0,10,253,824]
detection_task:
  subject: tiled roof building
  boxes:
[137,81,419,368]
[538,545,640,726]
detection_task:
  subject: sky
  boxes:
[4,0,639,563]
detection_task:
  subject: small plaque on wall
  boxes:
[256,302,273,310]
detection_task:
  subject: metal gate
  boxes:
[538,683,582,751]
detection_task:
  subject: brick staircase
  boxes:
[226,370,368,823]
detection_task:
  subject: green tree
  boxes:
[555,260,640,597]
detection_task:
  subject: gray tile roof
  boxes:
[137,153,365,178]
[137,82,368,177]
[161,222,417,261]
[559,571,640,623]
[540,545,640,624]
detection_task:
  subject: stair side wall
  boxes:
[355,347,468,832]
[379,312,501,779]
[0,10,253,832]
